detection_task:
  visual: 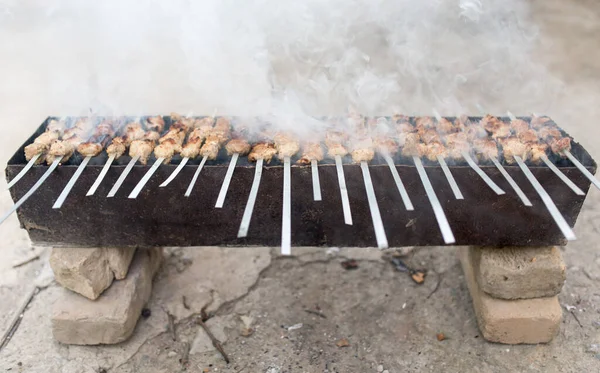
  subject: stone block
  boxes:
[50,247,137,299]
[471,246,566,299]
[51,248,163,345]
[459,247,562,344]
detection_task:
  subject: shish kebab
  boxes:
[128,113,193,198]
[433,111,505,196]
[53,119,118,208]
[0,119,73,224]
[349,117,389,249]
[480,111,576,241]
[185,117,231,197]
[86,117,144,196]
[529,113,600,191]
[107,116,164,197]
[274,132,300,255]
[297,141,324,202]
[325,120,353,225]
[398,117,456,244]
[215,124,252,208]
[8,118,68,189]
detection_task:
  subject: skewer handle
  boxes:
[281,157,292,255]
[311,160,322,202]
[491,158,532,206]
[540,155,585,195]
[564,150,600,191]
[0,158,61,225]
[514,156,576,241]
[53,156,92,209]
[7,153,41,190]
[334,155,353,225]
[360,162,389,249]
[160,157,190,188]
[383,154,414,210]
[462,152,505,195]
[238,158,264,238]
[215,153,239,208]
[436,155,464,200]
[413,156,455,244]
[87,155,115,196]
[184,156,208,197]
[128,157,164,199]
[107,155,140,197]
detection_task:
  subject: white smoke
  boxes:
[0,0,562,137]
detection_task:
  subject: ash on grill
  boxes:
[3,112,599,253]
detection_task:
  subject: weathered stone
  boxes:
[459,247,562,344]
[471,246,566,299]
[49,247,137,299]
[51,248,163,345]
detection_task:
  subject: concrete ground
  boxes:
[1,0,600,372]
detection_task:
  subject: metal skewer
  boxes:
[311,159,322,201]
[160,157,189,187]
[514,155,576,240]
[490,158,533,206]
[540,154,585,195]
[52,156,92,208]
[563,150,600,191]
[360,161,389,249]
[128,157,165,199]
[281,156,292,255]
[437,155,464,200]
[215,153,239,208]
[238,158,264,238]
[334,155,353,225]
[7,154,41,190]
[107,155,140,198]
[87,155,115,196]
[184,156,208,197]
[413,156,455,244]
[462,151,505,195]
[0,157,62,225]
[382,153,413,210]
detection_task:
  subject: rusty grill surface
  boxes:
[4,116,597,248]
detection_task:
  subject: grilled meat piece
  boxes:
[436,117,454,134]
[422,142,448,162]
[274,133,300,159]
[351,148,375,163]
[154,139,182,163]
[107,137,127,159]
[472,139,499,161]
[419,128,441,144]
[517,129,538,144]
[401,133,423,157]
[159,128,186,145]
[24,130,60,161]
[47,140,75,164]
[465,124,488,141]
[537,125,562,141]
[180,128,205,159]
[396,121,416,134]
[123,122,146,145]
[415,116,434,129]
[298,142,324,164]
[143,131,160,142]
[510,119,530,134]
[443,132,470,160]
[248,142,277,163]
[482,115,511,139]
[325,131,348,157]
[499,137,530,164]
[77,142,103,157]
[145,116,165,133]
[374,137,399,155]
[199,140,220,160]
[226,138,251,156]
[129,139,155,165]
[549,137,571,155]
[530,116,551,129]
[529,143,548,163]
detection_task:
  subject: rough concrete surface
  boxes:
[52,248,162,345]
[460,247,562,344]
[471,246,566,300]
[50,247,137,300]
[1,0,600,372]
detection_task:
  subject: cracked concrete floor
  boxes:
[1,0,600,372]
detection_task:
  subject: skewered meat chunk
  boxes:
[154,139,182,163]
[211,117,231,145]
[530,116,551,129]
[47,141,75,163]
[396,121,415,134]
[24,131,60,161]
[465,124,487,141]
[129,139,155,165]
[499,137,530,164]
[510,119,530,134]
[145,116,165,133]
[351,147,375,163]
[436,117,454,134]
[143,131,160,142]
[180,128,206,159]
[472,139,499,161]
[107,137,127,159]
[419,128,441,144]
[297,142,324,164]
[248,142,277,163]
[517,129,538,144]
[159,128,186,145]
[193,116,215,129]
[226,139,251,156]
[537,125,562,141]
[77,142,103,157]
[422,142,448,161]
[374,137,399,155]
[401,133,423,157]
[123,122,146,145]
[325,131,348,157]
[199,141,220,160]
[170,113,194,131]
[415,116,434,128]
[549,137,571,155]
[529,143,548,163]
[482,115,511,139]
[443,132,470,160]
[274,133,300,159]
